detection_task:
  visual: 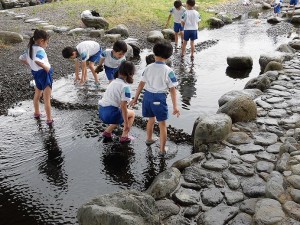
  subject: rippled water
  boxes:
[0,14,294,225]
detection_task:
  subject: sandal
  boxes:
[158,146,169,157]
[145,137,158,146]
[120,136,134,144]
[102,131,112,138]
[46,119,54,126]
[34,113,42,119]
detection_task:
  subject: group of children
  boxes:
[272,0,298,17]
[19,0,201,155]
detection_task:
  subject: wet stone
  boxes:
[222,171,240,190]
[229,213,252,225]
[240,198,260,215]
[197,204,239,225]
[214,176,225,188]
[156,199,180,220]
[241,176,266,197]
[173,187,199,206]
[230,156,242,164]
[252,132,278,146]
[266,171,285,202]
[283,201,300,221]
[237,143,264,154]
[291,151,300,156]
[201,187,224,207]
[276,153,290,172]
[256,161,275,173]
[240,154,257,163]
[183,205,201,218]
[281,218,300,225]
[291,164,300,175]
[257,108,268,117]
[224,191,244,205]
[291,189,300,204]
[165,215,191,225]
[183,165,214,188]
[181,182,202,191]
[256,99,273,110]
[172,152,205,171]
[202,159,229,171]
[226,132,252,145]
[256,118,278,126]
[254,199,285,225]
[266,142,281,153]
[273,102,289,109]
[256,151,277,162]
[268,109,287,118]
[279,114,300,125]
[265,97,285,104]
[229,163,255,176]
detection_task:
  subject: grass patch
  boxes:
[15,0,233,29]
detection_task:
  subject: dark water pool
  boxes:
[0,15,294,225]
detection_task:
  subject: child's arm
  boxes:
[75,60,80,80]
[35,60,50,73]
[169,87,180,117]
[165,14,172,28]
[121,101,130,132]
[99,57,105,66]
[130,81,145,106]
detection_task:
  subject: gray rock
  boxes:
[281,218,300,225]
[240,154,257,163]
[276,43,296,54]
[291,164,300,175]
[81,11,109,29]
[161,29,175,41]
[147,30,164,43]
[241,176,266,197]
[237,143,264,154]
[201,187,224,206]
[262,2,272,9]
[291,189,300,204]
[280,140,298,155]
[89,30,105,38]
[256,151,277,162]
[266,171,285,202]
[222,171,240,190]
[197,204,238,225]
[229,213,252,225]
[207,17,225,28]
[102,34,122,43]
[252,132,278,146]
[202,159,229,171]
[164,215,191,225]
[256,99,273,110]
[171,152,205,171]
[229,163,255,176]
[240,198,260,215]
[256,161,275,173]
[173,187,200,206]
[224,191,244,205]
[227,55,253,69]
[268,109,287,118]
[183,205,201,218]
[183,165,214,188]
[267,16,284,24]
[146,167,181,200]
[77,190,160,225]
[259,53,284,73]
[287,175,300,189]
[245,75,271,92]
[218,89,263,107]
[264,61,283,73]
[105,24,129,37]
[0,31,23,43]
[283,201,300,220]
[226,132,252,145]
[254,199,285,225]
[156,199,180,220]
[67,28,88,36]
[276,153,290,172]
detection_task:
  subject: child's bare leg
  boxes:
[43,86,52,121]
[121,109,135,137]
[181,40,188,56]
[89,62,100,83]
[180,31,184,44]
[105,124,118,133]
[175,32,179,46]
[190,40,195,58]
[146,117,156,141]
[33,87,43,115]
[158,120,167,152]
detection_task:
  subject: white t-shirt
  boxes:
[19,45,50,71]
[169,6,186,23]
[141,62,178,93]
[99,78,132,107]
[101,49,126,68]
[181,9,201,30]
[76,41,101,61]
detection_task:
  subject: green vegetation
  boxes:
[16,0,232,29]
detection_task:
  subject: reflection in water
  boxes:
[37,123,68,189]
[102,143,136,186]
[226,66,251,79]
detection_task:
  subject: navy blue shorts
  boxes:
[184,30,198,41]
[32,67,53,90]
[104,66,118,81]
[174,22,183,33]
[88,49,102,63]
[99,105,124,124]
[142,91,168,122]
[274,4,281,13]
[290,0,298,5]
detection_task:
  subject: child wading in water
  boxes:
[98,61,135,143]
[19,29,54,125]
[181,0,201,59]
[165,0,186,48]
[62,40,102,86]
[95,40,127,84]
[130,40,180,156]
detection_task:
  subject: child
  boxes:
[165,0,186,48]
[181,0,201,59]
[19,29,54,125]
[95,40,127,84]
[62,40,101,86]
[98,61,135,143]
[130,40,180,156]
[273,0,283,16]
[286,0,298,16]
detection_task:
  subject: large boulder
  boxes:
[161,29,175,41]
[244,75,271,92]
[147,30,164,43]
[105,24,129,37]
[259,53,284,72]
[193,113,232,150]
[276,43,295,54]
[263,61,283,73]
[217,95,257,123]
[81,10,109,29]
[291,15,300,24]
[125,40,141,57]
[218,89,263,107]
[289,40,300,50]
[225,67,251,79]
[227,55,253,69]
[0,31,23,43]
[207,17,225,28]
[1,0,17,9]
[77,190,160,225]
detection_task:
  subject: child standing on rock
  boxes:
[95,40,127,84]
[19,29,54,125]
[62,40,102,86]
[98,61,136,143]
[130,40,180,156]
[181,0,201,59]
[273,0,283,17]
[165,0,186,48]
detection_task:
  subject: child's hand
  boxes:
[173,107,180,117]
[129,98,137,107]
[95,65,103,74]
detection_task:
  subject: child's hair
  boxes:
[113,40,127,53]
[113,61,135,84]
[28,29,49,59]
[174,0,182,8]
[186,0,196,7]
[153,40,173,59]
[62,47,77,58]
